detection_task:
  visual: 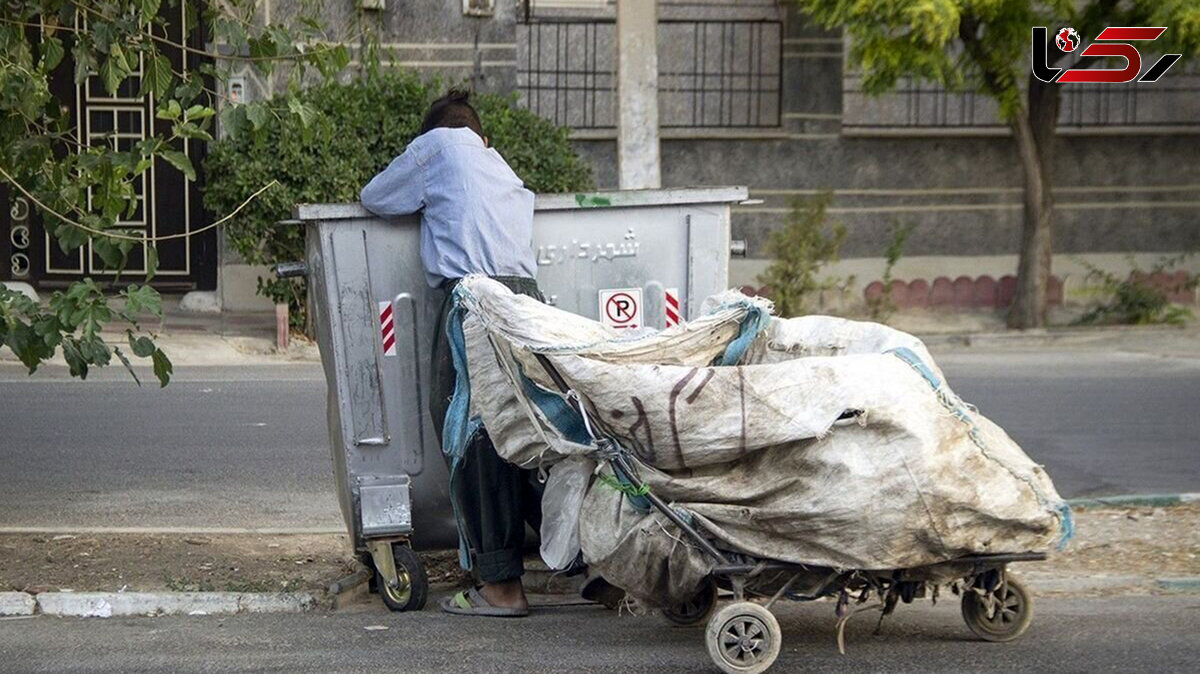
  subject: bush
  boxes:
[203,72,593,330]
[756,193,846,317]
[1074,254,1196,326]
[866,220,914,321]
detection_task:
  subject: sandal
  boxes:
[439,587,530,617]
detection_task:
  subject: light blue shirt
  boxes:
[360,127,538,287]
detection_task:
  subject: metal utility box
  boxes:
[297,186,746,609]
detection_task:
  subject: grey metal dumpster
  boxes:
[297,186,747,610]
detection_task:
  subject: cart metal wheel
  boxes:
[373,542,428,612]
[705,602,782,674]
[664,579,718,626]
[961,575,1033,642]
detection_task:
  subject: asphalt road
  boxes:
[1,346,1197,529]
[1,594,1198,673]
[0,364,337,530]
[936,348,1200,499]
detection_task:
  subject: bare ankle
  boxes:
[479,580,528,608]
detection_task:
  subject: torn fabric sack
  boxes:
[444,276,1072,607]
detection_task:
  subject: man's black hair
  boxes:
[420,89,484,137]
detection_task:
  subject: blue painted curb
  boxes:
[1066,493,1200,509]
[1156,578,1200,592]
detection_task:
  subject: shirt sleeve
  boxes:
[360,150,424,216]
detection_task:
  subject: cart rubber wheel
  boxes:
[961,575,1033,642]
[705,602,782,674]
[375,543,428,612]
[664,579,718,626]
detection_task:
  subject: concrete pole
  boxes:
[616,0,661,189]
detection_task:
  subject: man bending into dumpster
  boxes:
[360,90,544,617]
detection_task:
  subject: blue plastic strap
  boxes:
[518,364,650,512]
[715,303,769,366]
[517,363,592,446]
[889,346,942,389]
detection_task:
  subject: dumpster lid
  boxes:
[292,186,749,221]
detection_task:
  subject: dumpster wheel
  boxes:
[369,540,428,612]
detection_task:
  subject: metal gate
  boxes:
[0,3,215,292]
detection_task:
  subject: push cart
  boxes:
[532,352,1046,674]
[292,187,748,610]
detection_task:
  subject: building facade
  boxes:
[4,0,1197,311]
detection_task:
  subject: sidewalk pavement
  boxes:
[0,304,321,368]
[5,301,1198,369]
[2,503,1198,618]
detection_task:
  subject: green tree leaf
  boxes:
[245,103,271,130]
[123,284,162,317]
[219,103,248,139]
[72,41,97,84]
[184,104,215,121]
[140,0,163,19]
[160,149,196,180]
[61,337,89,379]
[141,53,174,99]
[173,121,214,142]
[113,346,142,386]
[41,36,65,71]
[91,236,127,269]
[151,348,173,387]
[287,98,317,127]
[145,245,159,282]
[129,333,157,357]
[156,99,182,121]
[100,46,129,95]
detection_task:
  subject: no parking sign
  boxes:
[599,288,642,329]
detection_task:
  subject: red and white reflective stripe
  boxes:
[664,288,681,327]
[379,301,396,356]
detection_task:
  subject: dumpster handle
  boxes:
[355,230,390,446]
[274,261,308,278]
[393,291,426,472]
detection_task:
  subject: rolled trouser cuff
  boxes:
[475,548,524,584]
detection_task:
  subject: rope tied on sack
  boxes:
[596,471,650,497]
[888,346,1075,549]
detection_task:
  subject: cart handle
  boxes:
[531,353,731,566]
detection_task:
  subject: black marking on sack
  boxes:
[668,368,700,467]
[628,396,655,463]
[685,368,715,404]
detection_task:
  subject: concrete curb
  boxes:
[918,323,1192,349]
[1066,493,1200,509]
[0,592,36,616]
[31,591,317,618]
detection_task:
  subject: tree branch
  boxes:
[0,165,278,243]
[958,15,1008,101]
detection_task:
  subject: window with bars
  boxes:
[516,19,782,130]
[843,60,1200,130]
